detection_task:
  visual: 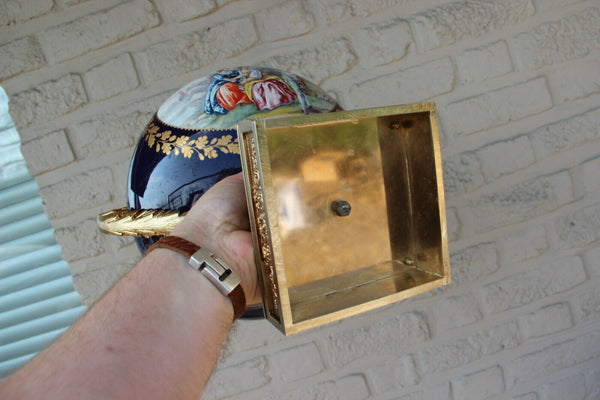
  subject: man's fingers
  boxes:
[191,173,250,234]
[224,230,261,306]
[172,172,262,306]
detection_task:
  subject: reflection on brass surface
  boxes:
[239,103,451,335]
[288,260,440,322]
[97,208,185,237]
[267,118,391,288]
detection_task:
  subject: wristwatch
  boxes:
[148,235,246,320]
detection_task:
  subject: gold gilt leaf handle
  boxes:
[97,208,186,237]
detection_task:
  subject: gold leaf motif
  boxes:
[227,142,240,154]
[196,136,208,147]
[147,123,160,134]
[142,121,240,160]
[147,134,155,148]
[206,148,218,159]
[181,145,194,158]
[175,136,189,147]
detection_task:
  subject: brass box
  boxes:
[238,103,450,335]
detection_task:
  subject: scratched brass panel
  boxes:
[266,118,390,288]
[238,103,450,335]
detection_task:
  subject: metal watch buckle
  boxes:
[189,248,241,296]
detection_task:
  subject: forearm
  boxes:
[0,249,233,400]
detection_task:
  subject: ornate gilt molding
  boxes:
[247,134,280,315]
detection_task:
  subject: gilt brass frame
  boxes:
[238,103,450,335]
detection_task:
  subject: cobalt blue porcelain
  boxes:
[127,67,340,254]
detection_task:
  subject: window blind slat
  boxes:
[0,197,44,226]
[0,353,36,378]
[0,229,57,261]
[0,306,86,346]
[0,180,39,208]
[0,85,85,381]
[0,213,53,244]
[0,327,69,363]
[0,275,78,313]
[0,164,29,191]
[0,260,72,295]
[0,244,62,278]
[0,292,84,328]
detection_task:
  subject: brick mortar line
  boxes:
[213,271,600,377]
[497,325,600,379]
[444,140,600,209]
[329,2,595,91]
[0,0,124,44]
[1,0,589,94]
[430,251,589,304]
[412,321,600,397]
[500,357,600,400]
[475,271,593,323]
[211,306,433,371]
[222,317,600,400]
[26,145,133,186]
[514,0,600,39]
[12,67,599,175]
[4,13,597,142]
[442,70,600,146]
[449,197,600,253]
[69,242,140,276]
[442,250,597,310]
[214,310,430,370]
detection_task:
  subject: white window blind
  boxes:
[0,86,86,379]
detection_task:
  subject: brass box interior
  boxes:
[238,104,450,334]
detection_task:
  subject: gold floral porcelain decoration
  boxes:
[143,121,240,160]
[103,66,340,261]
[99,67,341,319]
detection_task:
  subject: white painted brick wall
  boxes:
[38,0,160,63]
[271,342,324,382]
[456,41,513,85]
[350,56,456,107]
[452,365,506,400]
[20,129,75,175]
[510,8,600,71]
[153,0,217,23]
[0,0,54,26]
[3,0,600,398]
[440,77,554,136]
[0,36,46,80]
[83,54,140,101]
[263,37,357,85]
[9,74,87,129]
[254,0,315,41]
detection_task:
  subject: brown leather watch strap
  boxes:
[148,236,246,320]
[149,235,200,258]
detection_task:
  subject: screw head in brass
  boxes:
[331,199,351,216]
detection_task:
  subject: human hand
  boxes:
[170,172,262,307]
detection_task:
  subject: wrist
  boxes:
[143,248,235,324]
[171,219,257,306]
[147,236,247,320]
